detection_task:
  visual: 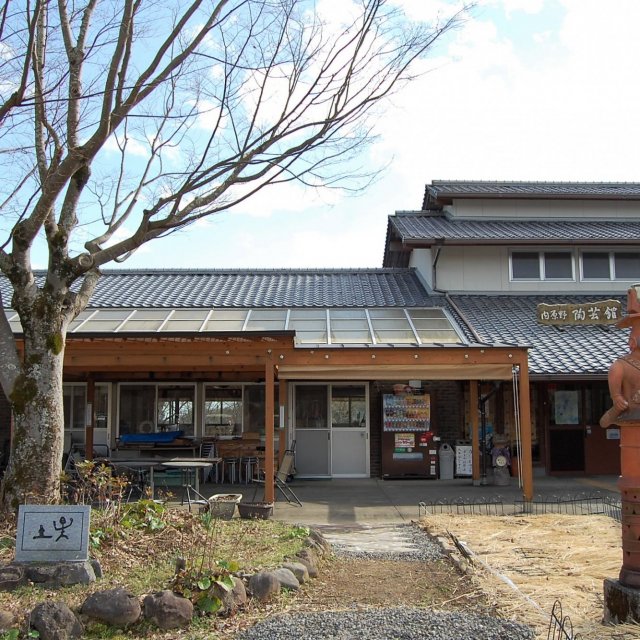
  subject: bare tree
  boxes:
[0,0,469,506]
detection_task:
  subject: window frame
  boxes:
[580,250,640,281]
[510,250,575,282]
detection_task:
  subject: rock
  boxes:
[307,528,332,555]
[0,609,16,631]
[89,558,103,579]
[248,571,280,602]
[30,601,84,640]
[143,590,193,630]
[282,561,310,584]
[0,564,27,591]
[211,576,247,616]
[273,567,300,591]
[295,548,319,578]
[24,561,96,588]
[81,586,141,627]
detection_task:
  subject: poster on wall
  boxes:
[554,390,579,424]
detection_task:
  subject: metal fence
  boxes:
[547,600,583,640]
[418,491,621,521]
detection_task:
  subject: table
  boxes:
[160,459,216,509]
[109,458,167,497]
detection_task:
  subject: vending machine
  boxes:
[381,391,438,478]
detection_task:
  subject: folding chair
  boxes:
[251,449,302,506]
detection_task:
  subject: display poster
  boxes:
[395,433,415,449]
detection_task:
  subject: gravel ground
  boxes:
[234,607,536,640]
[235,524,537,640]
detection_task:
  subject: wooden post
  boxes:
[469,381,480,483]
[264,353,275,504]
[517,361,533,500]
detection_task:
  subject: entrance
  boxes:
[293,383,369,478]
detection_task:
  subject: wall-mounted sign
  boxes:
[537,300,622,326]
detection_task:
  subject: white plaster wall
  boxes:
[432,245,636,295]
[408,248,433,288]
[445,199,640,220]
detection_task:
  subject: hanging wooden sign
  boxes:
[537,299,623,326]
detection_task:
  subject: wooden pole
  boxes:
[517,362,534,500]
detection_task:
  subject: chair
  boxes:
[200,442,222,483]
[223,456,239,484]
[251,449,302,506]
[240,455,258,484]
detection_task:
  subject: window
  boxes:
[331,385,366,428]
[615,253,640,279]
[118,384,195,436]
[204,386,242,437]
[157,386,194,432]
[511,251,573,281]
[511,252,540,279]
[581,252,611,279]
[295,385,328,429]
[544,252,573,279]
[63,385,87,431]
[581,251,640,281]
[203,384,275,437]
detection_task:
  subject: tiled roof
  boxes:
[448,294,628,376]
[423,180,640,208]
[10,269,441,308]
[388,213,640,244]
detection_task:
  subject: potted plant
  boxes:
[237,501,273,520]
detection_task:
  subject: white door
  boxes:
[293,383,369,478]
[330,384,369,477]
[293,384,330,477]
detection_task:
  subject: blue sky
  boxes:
[85,0,640,271]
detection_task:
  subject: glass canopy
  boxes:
[6,307,465,346]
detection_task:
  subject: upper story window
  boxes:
[511,251,573,281]
[581,251,640,280]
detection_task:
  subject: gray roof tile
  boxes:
[10,269,442,309]
[448,294,628,376]
[423,180,640,208]
[389,213,640,244]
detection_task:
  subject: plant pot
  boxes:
[238,501,273,520]
[203,493,243,520]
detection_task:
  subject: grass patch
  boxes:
[0,502,311,639]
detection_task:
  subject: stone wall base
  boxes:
[603,577,640,624]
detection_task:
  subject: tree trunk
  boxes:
[1,329,66,509]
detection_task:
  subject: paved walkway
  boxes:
[202,474,620,527]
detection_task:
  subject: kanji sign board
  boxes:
[537,299,622,326]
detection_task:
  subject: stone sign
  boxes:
[15,505,91,563]
[537,299,622,326]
